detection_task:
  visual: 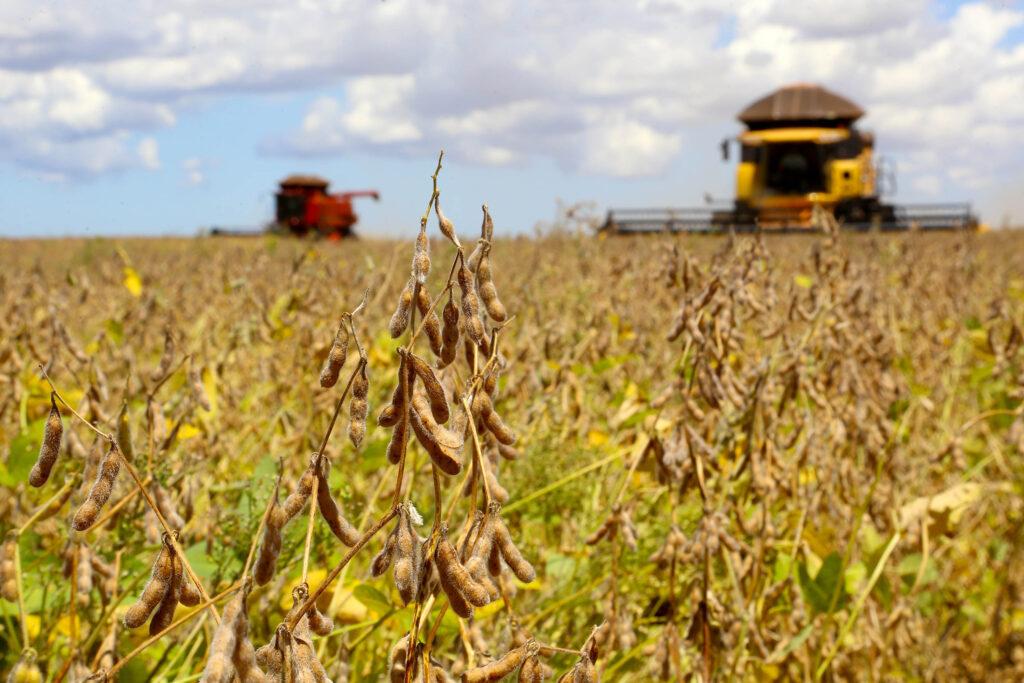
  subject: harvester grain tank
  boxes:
[273,175,379,237]
[604,83,978,233]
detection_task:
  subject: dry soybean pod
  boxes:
[229,585,263,683]
[149,549,182,635]
[519,655,542,683]
[570,655,596,683]
[2,531,19,602]
[7,650,43,683]
[29,393,63,487]
[378,352,411,428]
[179,576,202,607]
[190,364,212,411]
[435,525,490,607]
[465,240,485,274]
[473,391,517,446]
[256,624,289,677]
[117,400,134,463]
[280,456,318,523]
[484,466,509,504]
[437,297,460,369]
[480,203,494,240]
[412,223,431,284]
[389,278,416,339]
[315,457,359,546]
[254,494,283,586]
[123,538,174,628]
[492,507,535,582]
[416,286,444,357]
[457,264,484,344]
[438,558,473,619]
[475,241,507,323]
[464,510,496,575]
[152,326,175,380]
[202,581,248,683]
[435,195,461,248]
[152,483,185,532]
[234,636,264,683]
[386,354,413,466]
[462,645,528,683]
[253,459,315,584]
[320,323,349,389]
[72,442,121,532]
[371,529,398,577]
[76,544,93,606]
[409,393,463,476]
[307,604,334,637]
[392,503,421,605]
[348,361,369,448]
[409,353,449,424]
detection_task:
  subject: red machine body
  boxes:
[275,175,379,237]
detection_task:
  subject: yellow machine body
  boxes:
[734,127,878,227]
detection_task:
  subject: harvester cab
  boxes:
[721,83,891,228]
[604,83,978,233]
[273,175,379,238]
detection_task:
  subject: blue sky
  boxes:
[1,0,1022,237]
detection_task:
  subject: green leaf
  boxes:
[773,553,793,583]
[798,562,828,613]
[544,552,576,584]
[253,455,279,482]
[185,543,219,582]
[105,318,125,344]
[353,583,392,614]
[3,418,46,486]
[799,552,848,614]
[778,623,814,658]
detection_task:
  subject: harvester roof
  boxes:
[279,174,330,189]
[738,83,864,129]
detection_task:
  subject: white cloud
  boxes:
[137,137,160,170]
[182,157,204,185]
[0,0,1021,203]
[577,115,682,177]
[768,0,928,38]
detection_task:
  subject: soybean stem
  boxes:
[287,507,399,631]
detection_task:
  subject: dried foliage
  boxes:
[0,154,603,682]
[1,170,1023,682]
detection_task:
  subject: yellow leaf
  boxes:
[474,597,507,620]
[201,368,218,416]
[280,570,329,612]
[52,615,84,642]
[123,266,142,297]
[588,430,609,447]
[327,582,372,623]
[898,482,1009,536]
[794,274,813,289]
[24,615,41,641]
[177,423,201,440]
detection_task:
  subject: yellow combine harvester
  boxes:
[605,83,978,233]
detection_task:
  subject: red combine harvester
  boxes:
[273,175,379,238]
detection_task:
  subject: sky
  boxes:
[1,0,1022,237]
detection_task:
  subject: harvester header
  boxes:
[604,83,978,233]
